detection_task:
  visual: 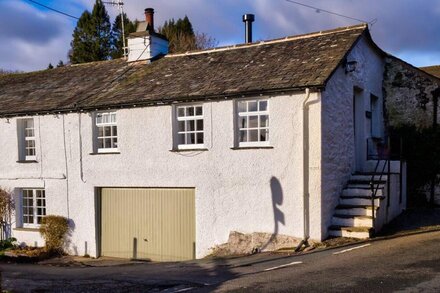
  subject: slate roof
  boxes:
[420,65,440,79]
[0,24,369,117]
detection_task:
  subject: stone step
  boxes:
[332,214,374,227]
[342,188,383,197]
[346,183,385,189]
[335,205,378,217]
[340,195,384,206]
[328,226,373,239]
[350,174,388,183]
[354,172,388,175]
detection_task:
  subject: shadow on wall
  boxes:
[65,219,76,255]
[260,176,285,251]
[1,222,12,241]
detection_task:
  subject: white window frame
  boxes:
[21,189,46,228]
[19,118,37,161]
[174,104,205,150]
[95,112,118,153]
[236,98,270,147]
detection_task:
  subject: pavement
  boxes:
[1,207,439,292]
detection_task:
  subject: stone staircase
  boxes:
[329,173,387,239]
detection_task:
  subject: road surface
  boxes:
[1,231,440,292]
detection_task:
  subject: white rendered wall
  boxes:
[127,36,169,62]
[128,36,150,62]
[0,91,321,258]
[321,36,386,239]
[0,115,68,247]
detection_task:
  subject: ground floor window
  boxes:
[22,189,46,228]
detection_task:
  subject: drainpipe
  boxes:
[296,88,321,251]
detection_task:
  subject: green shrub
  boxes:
[39,215,69,254]
[0,237,17,250]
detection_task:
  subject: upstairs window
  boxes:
[236,99,270,146]
[22,189,46,228]
[17,118,36,161]
[175,105,204,149]
[95,112,118,153]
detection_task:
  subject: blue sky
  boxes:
[1,0,440,71]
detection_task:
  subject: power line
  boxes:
[26,0,79,20]
[284,0,377,26]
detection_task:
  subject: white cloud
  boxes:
[0,1,75,71]
[2,0,440,71]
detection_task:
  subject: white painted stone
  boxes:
[329,229,370,239]
[0,33,409,259]
[350,175,388,182]
[335,207,374,217]
[342,188,382,197]
[332,216,373,227]
[321,35,386,240]
[0,92,319,258]
[127,35,168,62]
[340,197,381,207]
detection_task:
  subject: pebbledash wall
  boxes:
[0,35,387,258]
[0,90,321,258]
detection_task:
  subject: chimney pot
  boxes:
[242,14,255,44]
[145,8,155,33]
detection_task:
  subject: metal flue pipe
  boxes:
[242,14,255,43]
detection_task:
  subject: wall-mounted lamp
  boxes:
[345,60,358,74]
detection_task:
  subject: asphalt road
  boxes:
[1,231,440,292]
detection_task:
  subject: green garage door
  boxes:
[100,188,195,261]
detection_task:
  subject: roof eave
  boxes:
[0,85,324,118]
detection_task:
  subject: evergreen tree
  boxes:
[111,13,137,59]
[69,0,112,64]
[159,16,196,53]
[47,63,54,70]
[57,60,64,68]
[177,16,194,37]
[159,16,216,53]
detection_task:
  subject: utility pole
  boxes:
[103,1,127,58]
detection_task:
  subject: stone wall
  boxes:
[383,57,440,129]
[384,57,440,205]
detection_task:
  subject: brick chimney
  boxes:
[145,8,155,33]
[127,8,169,62]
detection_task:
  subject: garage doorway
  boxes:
[100,188,195,261]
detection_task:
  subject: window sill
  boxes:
[16,160,38,163]
[170,148,209,152]
[230,146,274,150]
[14,227,40,232]
[89,152,121,155]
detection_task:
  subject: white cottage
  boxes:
[0,10,411,261]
